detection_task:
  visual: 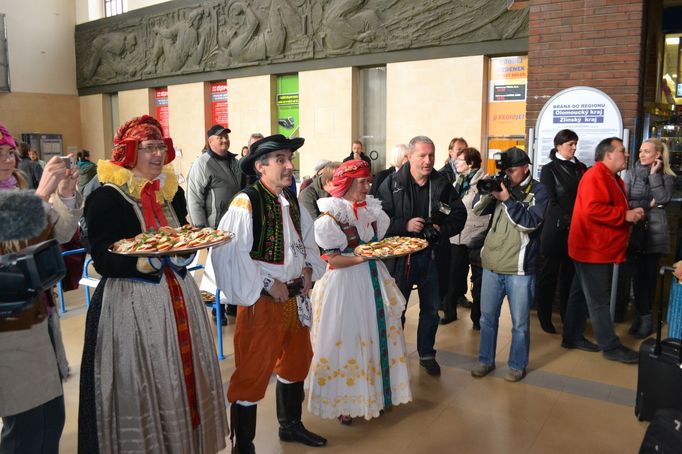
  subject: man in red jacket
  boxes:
[562,137,645,363]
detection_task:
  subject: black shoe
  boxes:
[602,345,638,364]
[457,296,473,309]
[633,314,653,339]
[539,317,557,334]
[419,358,441,376]
[440,299,457,325]
[279,421,327,447]
[561,337,600,352]
[211,309,228,326]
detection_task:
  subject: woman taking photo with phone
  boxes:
[625,138,675,338]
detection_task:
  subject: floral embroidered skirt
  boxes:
[307,260,412,420]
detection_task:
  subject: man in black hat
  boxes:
[469,147,549,383]
[188,124,244,324]
[210,134,327,453]
[187,124,244,229]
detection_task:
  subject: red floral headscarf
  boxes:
[111,115,175,168]
[329,159,371,197]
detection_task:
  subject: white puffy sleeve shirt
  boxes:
[209,192,324,306]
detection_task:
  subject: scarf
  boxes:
[140,179,169,230]
[0,175,18,190]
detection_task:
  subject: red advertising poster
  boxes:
[210,81,228,127]
[155,88,170,137]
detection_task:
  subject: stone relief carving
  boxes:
[75,0,527,90]
[144,8,212,74]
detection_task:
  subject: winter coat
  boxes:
[439,162,457,185]
[0,191,81,416]
[370,166,395,197]
[450,168,490,248]
[186,149,243,228]
[539,149,587,257]
[375,162,467,278]
[473,174,549,275]
[569,161,630,264]
[624,161,675,255]
[299,174,330,219]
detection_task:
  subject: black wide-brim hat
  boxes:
[240,134,305,175]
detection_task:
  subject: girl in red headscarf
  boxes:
[307,160,412,425]
[78,115,227,453]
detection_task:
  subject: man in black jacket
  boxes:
[343,140,372,168]
[376,135,467,375]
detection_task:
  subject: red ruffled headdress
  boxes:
[110,115,175,168]
[330,159,371,197]
[330,160,371,219]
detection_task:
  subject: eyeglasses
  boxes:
[138,143,168,153]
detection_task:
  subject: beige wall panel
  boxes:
[299,68,354,179]
[5,0,77,94]
[0,92,81,154]
[79,94,112,162]
[386,56,485,169]
[168,82,208,182]
[117,89,153,129]
[227,75,273,151]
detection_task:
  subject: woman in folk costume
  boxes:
[307,159,412,425]
[78,115,227,453]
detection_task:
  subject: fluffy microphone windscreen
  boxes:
[0,190,47,242]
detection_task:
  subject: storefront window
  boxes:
[486,55,528,172]
[661,33,681,105]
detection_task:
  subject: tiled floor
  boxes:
[53,287,648,454]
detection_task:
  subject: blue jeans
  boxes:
[396,249,440,359]
[478,269,534,371]
[562,261,621,351]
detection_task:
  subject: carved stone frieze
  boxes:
[75,0,528,91]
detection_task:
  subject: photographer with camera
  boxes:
[0,122,81,453]
[469,147,549,383]
[376,135,466,376]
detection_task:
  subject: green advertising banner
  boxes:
[276,74,299,139]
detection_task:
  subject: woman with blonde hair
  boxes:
[625,138,675,338]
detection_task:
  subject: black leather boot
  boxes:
[231,403,257,454]
[276,381,327,447]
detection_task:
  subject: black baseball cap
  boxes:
[207,124,231,137]
[505,147,531,167]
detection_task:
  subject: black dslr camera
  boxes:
[0,240,66,319]
[422,202,452,244]
[476,151,511,195]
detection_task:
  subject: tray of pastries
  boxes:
[109,225,234,257]
[354,236,428,259]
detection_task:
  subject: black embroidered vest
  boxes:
[243,180,302,264]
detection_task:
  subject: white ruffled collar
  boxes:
[316,195,383,227]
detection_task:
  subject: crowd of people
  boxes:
[0,117,680,453]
